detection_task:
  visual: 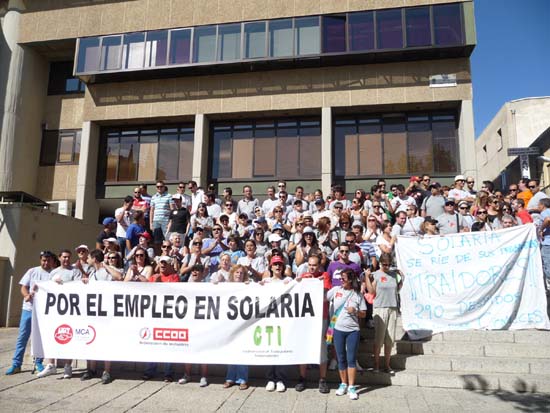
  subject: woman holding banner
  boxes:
[124,247,153,282]
[364,253,403,375]
[223,265,250,390]
[326,266,366,400]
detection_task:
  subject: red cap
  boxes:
[270,255,285,265]
[138,232,152,240]
[410,176,421,182]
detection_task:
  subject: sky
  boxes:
[471,0,550,137]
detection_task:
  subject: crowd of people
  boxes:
[5,175,550,400]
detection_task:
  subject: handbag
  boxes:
[326,291,352,345]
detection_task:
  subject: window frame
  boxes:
[39,129,82,166]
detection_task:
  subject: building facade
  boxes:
[476,97,550,189]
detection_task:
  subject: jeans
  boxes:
[144,362,173,377]
[117,236,127,257]
[13,309,42,368]
[541,245,550,283]
[266,365,287,383]
[333,329,360,371]
[226,365,248,384]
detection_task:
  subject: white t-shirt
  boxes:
[115,207,131,238]
[448,188,470,202]
[391,196,416,214]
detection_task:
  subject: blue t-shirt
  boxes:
[541,209,550,246]
[126,223,145,248]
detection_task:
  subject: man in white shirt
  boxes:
[262,186,279,215]
[188,180,204,215]
[390,184,416,214]
[448,175,475,203]
[527,179,549,212]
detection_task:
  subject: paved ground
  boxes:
[1,328,549,412]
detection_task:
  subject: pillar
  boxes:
[459,99,477,182]
[192,114,209,187]
[75,121,100,224]
[321,107,333,196]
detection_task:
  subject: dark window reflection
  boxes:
[406,7,431,47]
[322,15,346,53]
[433,3,463,46]
[348,12,374,51]
[377,9,403,49]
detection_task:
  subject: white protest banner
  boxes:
[31,280,323,365]
[395,224,550,339]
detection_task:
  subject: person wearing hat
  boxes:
[73,245,91,278]
[457,201,475,229]
[270,223,288,251]
[436,200,466,235]
[126,231,155,261]
[5,251,55,376]
[420,217,439,236]
[421,182,446,218]
[96,217,117,250]
[448,175,475,203]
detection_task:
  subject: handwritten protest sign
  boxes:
[396,224,550,339]
[31,280,323,365]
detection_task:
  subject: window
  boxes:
[169,29,192,65]
[376,9,403,49]
[100,36,122,70]
[433,3,463,46]
[123,32,145,69]
[76,37,100,73]
[218,24,241,62]
[39,130,82,166]
[406,7,431,47]
[348,11,374,52]
[145,30,168,68]
[295,17,320,55]
[334,113,458,177]
[497,128,503,151]
[322,15,346,53]
[103,125,194,183]
[269,19,293,57]
[193,25,217,63]
[48,62,85,95]
[211,118,321,180]
[244,22,266,59]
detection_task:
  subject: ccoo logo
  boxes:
[54,324,73,345]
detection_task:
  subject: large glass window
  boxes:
[103,125,194,183]
[218,24,242,62]
[193,26,217,63]
[244,22,266,59]
[211,118,321,180]
[348,11,375,52]
[76,37,100,73]
[322,15,346,53]
[100,36,122,71]
[334,113,458,177]
[377,9,403,50]
[295,17,320,55]
[123,33,145,69]
[145,30,168,68]
[433,3,463,46]
[40,130,82,166]
[406,7,431,47]
[269,19,293,57]
[169,29,192,65]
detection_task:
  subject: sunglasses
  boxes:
[193,242,202,246]
[178,186,185,188]
[456,180,465,182]
[339,250,350,254]
[492,200,499,204]
[368,219,376,222]
[226,204,233,207]
[213,228,222,231]
[274,209,282,213]
[135,254,145,257]
[108,256,118,259]
[459,206,468,210]
[278,184,285,187]
[467,181,475,184]
[334,206,343,209]
[528,185,537,189]
[161,245,170,249]
[477,211,487,215]
[134,191,140,194]
[156,185,164,189]
[509,188,518,191]
[296,222,304,226]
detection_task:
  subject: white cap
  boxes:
[268,234,283,243]
[454,175,466,182]
[158,256,172,263]
[75,244,89,251]
[105,237,117,243]
[302,226,315,234]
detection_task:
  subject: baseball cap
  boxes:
[314,199,325,205]
[410,176,421,183]
[424,216,438,225]
[454,175,466,182]
[254,216,267,224]
[458,201,468,208]
[158,256,172,263]
[268,234,283,243]
[40,250,55,258]
[102,217,116,226]
[445,200,456,206]
[302,226,315,234]
[138,232,152,240]
[302,211,313,218]
[75,244,89,252]
[352,222,364,228]
[238,212,248,219]
[171,193,183,200]
[428,182,441,189]
[105,237,117,243]
[272,223,284,231]
[270,255,285,265]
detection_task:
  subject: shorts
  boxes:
[373,307,398,348]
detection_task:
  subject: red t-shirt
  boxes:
[517,209,533,224]
[133,198,149,211]
[148,273,180,282]
[300,271,331,319]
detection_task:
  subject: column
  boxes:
[459,100,477,182]
[75,121,100,224]
[192,114,210,187]
[321,107,333,196]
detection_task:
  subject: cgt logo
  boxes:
[153,328,189,342]
[54,324,73,345]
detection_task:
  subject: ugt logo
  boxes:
[54,324,73,345]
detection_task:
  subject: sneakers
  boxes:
[5,365,21,375]
[348,385,358,400]
[81,370,96,381]
[101,371,112,384]
[335,383,347,396]
[295,377,306,392]
[328,358,338,371]
[62,364,72,379]
[276,381,286,392]
[164,375,173,383]
[35,360,44,373]
[265,381,276,391]
[318,379,329,394]
[199,376,208,387]
[36,363,56,378]
[178,375,190,385]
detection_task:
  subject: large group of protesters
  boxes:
[6,174,550,401]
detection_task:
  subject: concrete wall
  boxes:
[35,165,79,201]
[475,97,550,183]
[0,204,100,326]
[19,0,466,43]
